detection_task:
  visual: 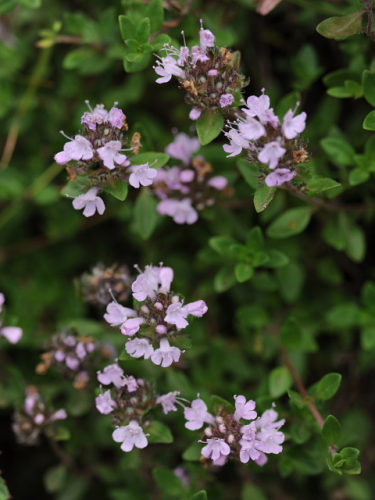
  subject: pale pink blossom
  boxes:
[0,293,4,313]
[244,94,279,126]
[208,176,228,190]
[120,317,145,336]
[223,129,249,157]
[151,338,182,367]
[157,198,198,224]
[180,169,195,183]
[129,163,157,188]
[200,28,215,51]
[49,409,68,421]
[108,107,125,128]
[156,391,180,414]
[154,56,186,83]
[234,396,257,422]
[72,187,105,217]
[65,356,79,370]
[81,103,108,130]
[184,398,215,430]
[265,168,296,187]
[57,134,94,163]
[282,110,307,139]
[184,300,208,317]
[258,141,286,169]
[238,117,266,141]
[0,326,22,344]
[191,46,209,63]
[97,140,127,170]
[97,364,125,388]
[164,302,189,329]
[125,338,154,359]
[219,94,234,108]
[201,438,231,462]
[96,390,117,414]
[104,302,137,327]
[112,421,148,452]
[165,133,201,165]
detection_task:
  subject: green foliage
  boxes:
[315,373,342,400]
[266,207,312,239]
[269,366,293,398]
[0,477,10,500]
[322,415,341,446]
[147,421,173,444]
[196,111,225,145]
[153,468,185,495]
[316,11,367,40]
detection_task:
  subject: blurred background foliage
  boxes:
[1,0,375,499]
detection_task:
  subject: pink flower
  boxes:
[189,108,201,120]
[200,28,215,52]
[223,129,249,157]
[156,391,180,414]
[244,94,279,126]
[238,117,266,141]
[108,107,125,128]
[157,198,198,224]
[208,176,228,190]
[81,103,109,130]
[0,326,22,344]
[219,93,234,108]
[165,133,201,165]
[97,140,127,170]
[0,293,4,313]
[184,398,215,430]
[255,408,285,454]
[191,46,209,63]
[63,135,94,161]
[201,438,231,462]
[234,395,257,422]
[104,302,137,327]
[49,409,68,422]
[72,187,105,217]
[129,163,157,188]
[125,338,154,359]
[75,342,86,359]
[154,56,186,83]
[265,168,296,187]
[96,390,117,414]
[151,338,182,367]
[54,151,71,165]
[159,267,174,290]
[112,421,148,452]
[258,141,286,169]
[132,271,159,301]
[164,302,189,329]
[97,364,125,388]
[180,169,195,183]
[120,317,145,336]
[65,356,79,370]
[185,300,208,317]
[124,376,138,392]
[282,110,307,139]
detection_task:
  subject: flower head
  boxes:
[96,390,117,414]
[156,391,180,414]
[97,140,127,170]
[125,338,154,359]
[234,395,257,422]
[282,110,307,140]
[258,141,286,169]
[104,302,137,327]
[265,168,296,187]
[184,398,215,430]
[151,338,182,367]
[0,326,22,344]
[157,198,198,224]
[112,421,148,452]
[97,364,125,388]
[129,163,157,188]
[219,94,234,108]
[72,187,105,217]
[201,438,231,462]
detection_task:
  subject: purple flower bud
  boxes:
[265,168,296,187]
[199,28,215,52]
[189,108,202,121]
[96,390,117,414]
[208,176,228,190]
[219,93,234,108]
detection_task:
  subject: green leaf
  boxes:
[316,10,366,39]
[125,52,146,63]
[153,468,184,495]
[210,395,235,414]
[326,458,343,475]
[280,317,303,350]
[254,186,276,213]
[327,86,353,98]
[135,17,150,44]
[60,177,91,198]
[214,265,236,292]
[276,262,304,302]
[341,447,360,465]
[361,325,375,350]
[266,207,312,239]
[196,111,224,146]
[323,69,361,87]
[263,249,289,268]
[124,53,151,73]
[306,178,341,193]
[276,91,301,119]
[235,263,254,282]
[182,441,202,461]
[316,373,342,400]
[148,421,173,444]
[344,80,363,99]
[191,492,207,500]
[246,226,264,253]
[363,110,375,131]
[0,477,10,500]
[173,336,192,349]
[119,15,136,41]
[44,465,67,493]
[269,366,293,398]
[131,152,169,168]
[362,281,375,309]
[19,0,41,7]
[104,179,128,201]
[322,415,341,446]
[349,167,370,186]
[344,221,366,263]
[209,236,236,257]
[52,426,71,441]
[237,159,259,189]
[147,0,164,33]
[362,70,375,106]
[151,34,171,51]
[320,137,355,166]
[326,303,360,328]
[342,462,362,475]
[288,389,305,409]
[132,189,159,240]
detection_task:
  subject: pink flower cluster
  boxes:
[223,90,307,187]
[103,263,208,367]
[184,396,285,466]
[95,363,184,452]
[154,23,248,118]
[152,133,228,224]
[0,293,22,344]
[55,102,158,217]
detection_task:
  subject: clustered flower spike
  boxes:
[223,90,309,188]
[184,395,285,467]
[55,102,158,216]
[152,133,230,224]
[103,263,208,367]
[0,292,22,344]
[95,363,187,452]
[153,23,249,119]
[35,328,113,390]
[12,386,67,445]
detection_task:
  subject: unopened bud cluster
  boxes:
[79,263,133,307]
[152,133,230,224]
[12,386,67,445]
[223,90,309,187]
[55,102,158,216]
[104,264,208,367]
[36,328,113,390]
[154,23,248,119]
[95,363,184,452]
[184,395,285,467]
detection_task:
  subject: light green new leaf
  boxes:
[131,152,169,168]
[316,373,342,400]
[316,10,366,39]
[306,178,341,193]
[119,15,136,41]
[363,110,375,131]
